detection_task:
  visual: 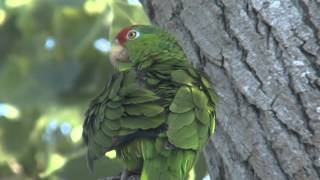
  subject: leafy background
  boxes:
[0,0,208,179]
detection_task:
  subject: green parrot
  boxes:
[83,25,218,180]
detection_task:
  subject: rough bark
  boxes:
[141,0,320,179]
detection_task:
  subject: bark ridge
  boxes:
[141,0,320,179]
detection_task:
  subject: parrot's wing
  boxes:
[83,70,165,171]
[166,68,217,150]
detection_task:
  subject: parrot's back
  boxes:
[83,60,217,179]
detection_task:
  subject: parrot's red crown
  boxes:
[116,26,136,45]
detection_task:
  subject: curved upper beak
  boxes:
[109,39,129,67]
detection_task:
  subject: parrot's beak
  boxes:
[110,40,129,67]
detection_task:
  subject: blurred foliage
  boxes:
[0,0,208,179]
[0,0,148,179]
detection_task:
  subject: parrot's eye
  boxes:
[127,30,139,40]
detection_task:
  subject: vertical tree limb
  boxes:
[141,0,320,179]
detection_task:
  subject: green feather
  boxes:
[169,86,194,113]
[118,62,133,71]
[94,106,105,129]
[125,104,164,117]
[83,25,218,178]
[201,76,219,104]
[197,123,210,147]
[146,77,160,85]
[192,87,208,109]
[109,73,123,99]
[120,115,165,130]
[103,119,120,130]
[104,106,124,120]
[127,87,157,98]
[210,114,216,134]
[117,128,136,136]
[167,121,199,150]
[171,69,195,85]
[101,122,119,136]
[93,131,112,149]
[119,83,140,95]
[106,101,122,108]
[124,95,160,104]
[88,141,105,158]
[195,108,210,124]
[167,110,195,130]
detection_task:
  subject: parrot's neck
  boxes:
[134,49,189,70]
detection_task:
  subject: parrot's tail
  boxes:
[120,138,197,180]
[140,149,196,180]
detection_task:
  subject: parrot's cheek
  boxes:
[110,45,129,67]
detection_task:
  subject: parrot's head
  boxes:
[110,25,184,70]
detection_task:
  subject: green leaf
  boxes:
[169,87,194,113]
[171,69,194,85]
[168,110,195,130]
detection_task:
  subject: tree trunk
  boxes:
[141,0,320,179]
